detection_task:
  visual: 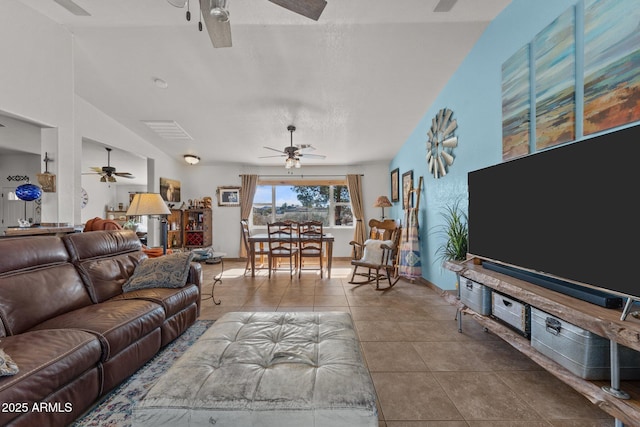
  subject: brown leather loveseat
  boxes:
[0,230,202,426]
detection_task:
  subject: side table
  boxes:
[203,252,226,305]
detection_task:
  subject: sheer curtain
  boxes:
[347,174,366,253]
[239,174,258,257]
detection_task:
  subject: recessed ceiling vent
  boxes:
[433,0,458,12]
[142,120,193,141]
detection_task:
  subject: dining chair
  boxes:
[298,220,324,278]
[267,221,299,278]
[241,219,269,275]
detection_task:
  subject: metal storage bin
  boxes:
[491,291,530,337]
[459,277,492,315]
[531,307,640,380]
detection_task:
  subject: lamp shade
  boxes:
[126,193,171,216]
[374,196,392,208]
[16,183,42,201]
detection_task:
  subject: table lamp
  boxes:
[374,195,392,220]
[126,193,171,254]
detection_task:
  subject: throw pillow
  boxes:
[0,348,19,376]
[123,251,195,292]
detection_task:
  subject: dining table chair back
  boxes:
[298,220,324,278]
[267,221,300,278]
[241,219,269,275]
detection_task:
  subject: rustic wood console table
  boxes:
[444,258,640,426]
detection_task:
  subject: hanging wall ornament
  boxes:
[426,108,458,178]
[37,152,56,192]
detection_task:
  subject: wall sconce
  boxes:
[36,152,56,192]
[184,154,200,165]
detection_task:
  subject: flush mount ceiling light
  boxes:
[184,154,201,165]
[152,77,168,89]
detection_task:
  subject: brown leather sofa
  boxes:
[0,230,202,427]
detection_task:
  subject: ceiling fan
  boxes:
[84,148,135,183]
[260,125,326,169]
[167,0,327,48]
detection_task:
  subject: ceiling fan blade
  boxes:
[263,146,284,153]
[299,153,326,159]
[200,0,232,48]
[259,155,287,158]
[167,0,187,7]
[90,167,104,173]
[114,172,135,178]
[267,0,327,21]
[53,0,91,16]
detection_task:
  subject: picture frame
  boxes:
[217,187,241,206]
[390,168,400,202]
[402,170,413,209]
[160,177,181,202]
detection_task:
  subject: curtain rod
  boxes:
[239,174,363,178]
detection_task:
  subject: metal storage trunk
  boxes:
[491,292,530,337]
[531,308,640,380]
[459,277,492,315]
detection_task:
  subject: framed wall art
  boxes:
[217,187,241,206]
[160,177,181,202]
[390,168,400,202]
[402,170,413,209]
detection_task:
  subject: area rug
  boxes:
[73,320,214,427]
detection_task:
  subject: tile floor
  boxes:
[197,258,616,426]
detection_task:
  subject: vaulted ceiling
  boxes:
[15,0,510,167]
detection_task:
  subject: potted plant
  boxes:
[433,199,468,266]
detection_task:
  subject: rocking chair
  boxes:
[348,220,402,290]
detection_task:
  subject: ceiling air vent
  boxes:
[142,120,193,141]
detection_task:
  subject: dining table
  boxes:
[248,233,335,278]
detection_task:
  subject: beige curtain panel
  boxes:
[347,174,366,250]
[239,174,258,258]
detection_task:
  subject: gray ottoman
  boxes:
[133,312,378,426]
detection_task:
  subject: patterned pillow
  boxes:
[0,348,19,376]
[123,251,195,292]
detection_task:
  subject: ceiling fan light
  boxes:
[210,0,229,22]
[294,158,301,168]
[285,158,294,169]
[100,176,106,183]
[184,154,201,165]
[108,176,116,183]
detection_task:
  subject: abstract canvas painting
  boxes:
[584,0,640,135]
[534,7,575,150]
[502,44,530,160]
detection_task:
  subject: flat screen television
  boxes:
[468,124,640,308]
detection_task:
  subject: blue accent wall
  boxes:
[390,0,639,290]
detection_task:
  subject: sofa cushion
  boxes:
[0,236,93,335]
[64,230,147,302]
[123,251,195,292]
[110,284,199,318]
[30,300,165,361]
[0,349,18,376]
[0,329,101,424]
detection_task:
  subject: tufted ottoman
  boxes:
[132,312,378,427]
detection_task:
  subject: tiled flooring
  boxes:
[198,259,615,426]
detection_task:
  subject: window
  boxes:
[252,181,353,227]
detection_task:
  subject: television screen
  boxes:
[468,124,640,301]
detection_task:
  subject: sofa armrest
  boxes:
[188,261,203,317]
